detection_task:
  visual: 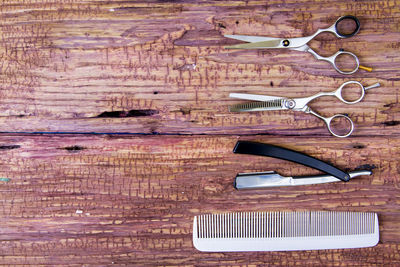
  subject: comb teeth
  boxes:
[229,99,283,112]
[195,211,375,238]
[193,211,379,252]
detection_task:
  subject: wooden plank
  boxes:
[0,134,399,265]
[0,0,399,134]
[1,0,399,265]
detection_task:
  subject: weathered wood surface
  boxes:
[0,0,400,266]
[0,0,399,135]
[0,134,399,266]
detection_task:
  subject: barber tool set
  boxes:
[192,16,380,252]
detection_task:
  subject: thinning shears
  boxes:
[229,81,381,137]
[225,16,371,74]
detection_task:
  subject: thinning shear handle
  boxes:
[302,81,380,137]
[300,80,366,105]
[233,141,350,182]
[307,108,354,138]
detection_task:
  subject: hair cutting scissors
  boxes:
[224,16,371,75]
[229,81,380,137]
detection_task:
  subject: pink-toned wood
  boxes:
[0,134,399,265]
[0,0,399,265]
[0,0,398,135]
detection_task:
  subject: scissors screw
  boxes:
[282,40,290,47]
[285,100,296,109]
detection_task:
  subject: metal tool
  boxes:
[229,81,381,137]
[234,141,351,181]
[225,15,371,74]
[235,170,372,189]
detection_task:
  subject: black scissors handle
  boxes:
[334,15,360,38]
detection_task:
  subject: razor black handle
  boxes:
[233,141,350,182]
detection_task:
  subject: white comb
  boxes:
[193,211,379,252]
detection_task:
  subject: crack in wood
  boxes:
[218,23,226,29]
[352,143,365,149]
[383,120,400,126]
[96,110,159,118]
[0,145,20,150]
[62,145,86,152]
[179,108,191,115]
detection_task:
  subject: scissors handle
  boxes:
[333,15,360,38]
[307,47,360,74]
[307,108,354,138]
[333,81,380,104]
[293,81,366,108]
[302,15,361,74]
[334,80,365,104]
[316,15,360,39]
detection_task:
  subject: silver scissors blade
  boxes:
[229,99,285,112]
[225,39,281,49]
[224,34,282,43]
[229,93,284,102]
[225,36,310,50]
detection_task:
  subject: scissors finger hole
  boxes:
[340,82,364,103]
[328,115,353,137]
[334,53,358,74]
[335,15,360,38]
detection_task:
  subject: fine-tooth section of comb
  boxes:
[229,99,284,112]
[193,211,379,252]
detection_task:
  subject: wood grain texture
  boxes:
[0,0,400,265]
[0,134,399,266]
[0,0,399,135]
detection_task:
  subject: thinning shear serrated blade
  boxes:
[229,99,285,112]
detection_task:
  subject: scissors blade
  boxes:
[224,34,282,43]
[283,36,313,48]
[229,93,285,101]
[225,39,281,49]
[229,99,285,112]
